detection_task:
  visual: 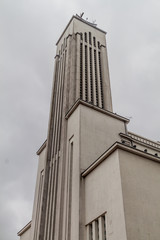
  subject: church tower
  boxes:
[31,15,115,240]
[18,15,160,240]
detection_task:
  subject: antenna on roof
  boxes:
[80,12,84,18]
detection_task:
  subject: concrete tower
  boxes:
[32,15,114,240]
[18,15,160,240]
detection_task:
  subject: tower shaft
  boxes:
[32,15,113,240]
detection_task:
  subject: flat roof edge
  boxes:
[82,142,160,177]
[56,15,106,45]
[65,99,130,123]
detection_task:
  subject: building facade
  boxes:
[18,15,160,240]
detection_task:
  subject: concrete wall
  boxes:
[56,16,107,53]
[30,148,46,240]
[84,150,127,240]
[66,103,127,240]
[65,105,80,240]
[79,104,126,170]
[19,227,31,240]
[119,150,160,240]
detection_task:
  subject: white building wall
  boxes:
[79,104,126,170]
[66,103,127,240]
[84,150,127,240]
[119,150,160,240]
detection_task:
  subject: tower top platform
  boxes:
[56,14,106,45]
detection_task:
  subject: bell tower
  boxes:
[32,15,113,240]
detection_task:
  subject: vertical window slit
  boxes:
[80,32,83,40]
[103,215,107,240]
[84,32,87,42]
[85,45,88,101]
[94,49,99,106]
[93,37,96,47]
[95,220,99,240]
[89,224,93,240]
[80,43,83,99]
[89,48,93,103]
[98,51,104,108]
[98,41,100,49]
[89,32,92,45]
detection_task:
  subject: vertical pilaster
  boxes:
[69,34,77,109]
[101,45,113,111]
[96,49,102,108]
[98,216,105,240]
[75,33,81,100]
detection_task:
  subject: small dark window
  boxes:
[89,32,92,45]
[93,37,96,47]
[84,32,87,42]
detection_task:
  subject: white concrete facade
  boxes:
[18,15,160,240]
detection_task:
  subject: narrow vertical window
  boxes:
[89,32,92,45]
[85,32,87,42]
[96,220,99,240]
[103,215,107,240]
[80,32,83,40]
[98,41,100,49]
[89,47,93,103]
[93,37,96,47]
[90,224,93,240]
[85,45,88,101]
[80,43,83,99]
[86,213,107,240]
[98,51,104,108]
[94,49,99,106]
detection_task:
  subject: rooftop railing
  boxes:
[128,132,160,149]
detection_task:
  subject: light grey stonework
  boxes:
[18,15,160,240]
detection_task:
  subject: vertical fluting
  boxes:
[38,55,60,240]
[33,171,44,240]
[34,22,113,240]
[94,49,99,106]
[39,45,67,240]
[96,49,102,108]
[85,45,88,101]
[52,52,66,240]
[44,54,62,240]
[98,51,104,108]
[89,47,93,104]
[80,42,83,99]
[100,45,113,111]
[75,34,81,101]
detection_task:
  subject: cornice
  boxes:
[36,139,47,155]
[65,99,129,123]
[17,221,31,236]
[81,141,160,177]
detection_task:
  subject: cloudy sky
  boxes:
[1,0,160,239]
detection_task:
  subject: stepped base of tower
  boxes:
[18,101,160,240]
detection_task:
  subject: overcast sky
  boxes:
[1,0,160,239]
